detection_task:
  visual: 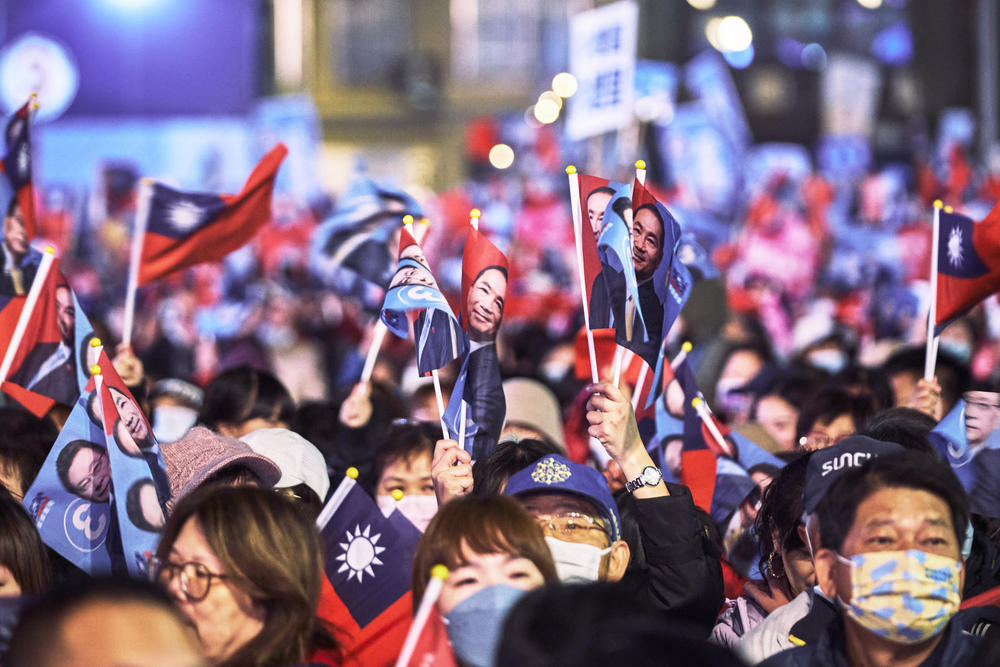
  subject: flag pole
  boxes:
[671,341,692,369]
[692,396,736,458]
[431,369,449,440]
[924,200,944,381]
[123,179,153,349]
[567,166,600,383]
[456,210,481,448]
[635,159,646,186]
[631,359,649,412]
[0,246,55,383]
[394,564,449,667]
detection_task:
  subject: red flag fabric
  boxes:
[401,606,457,667]
[459,224,509,337]
[935,201,1000,334]
[137,144,287,285]
[1,98,37,240]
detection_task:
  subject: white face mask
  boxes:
[544,536,611,582]
[807,349,847,374]
[152,405,197,444]
[376,494,438,532]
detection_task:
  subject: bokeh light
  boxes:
[717,16,753,52]
[551,72,578,98]
[533,98,560,124]
[857,0,883,8]
[687,0,717,9]
[488,143,514,169]
[538,90,563,110]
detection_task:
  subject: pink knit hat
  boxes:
[161,426,281,507]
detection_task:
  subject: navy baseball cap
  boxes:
[802,435,904,517]
[504,454,621,542]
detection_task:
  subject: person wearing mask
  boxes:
[371,421,439,531]
[761,452,984,666]
[410,495,558,667]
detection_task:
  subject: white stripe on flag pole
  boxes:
[394,570,446,667]
[567,167,600,383]
[924,202,943,381]
[315,475,357,531]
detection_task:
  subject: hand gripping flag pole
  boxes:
[924,200,944,381]
[567,166,601,384]
[0,246,55,384]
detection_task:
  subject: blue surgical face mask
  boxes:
[152,405,197,444]
[806,349,847,375]
[939,338,972,364]
[444,584,527,667]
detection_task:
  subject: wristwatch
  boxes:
[625,465,662,493]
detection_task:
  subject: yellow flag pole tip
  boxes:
[402,214,414,224]
[430,564,450,580]
[345,466,359,480]
[565,165,577,175]
[43,246,55,254]
[469,208,481,218]
[635,160,646,169]
[933,200,944,209]
[681,341,693,353]
[391,489,404,501]
[89,365,102,376]
[89,338,102,348]
[691,397,702,408]
[944,206,954,213]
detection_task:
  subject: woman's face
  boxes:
[163,518,266,665]
[437,542,546,616]
[376,451,434,497]
[0,564,21,598]
[781,545,816,597]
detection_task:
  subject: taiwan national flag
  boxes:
[935,202,1000,334]
[380,228,468,376]
[315,475,422,667]
[443,224,508,460]
[137,144,287,285]
[1,98,36,240]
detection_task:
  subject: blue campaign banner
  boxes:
[23,393,115,575]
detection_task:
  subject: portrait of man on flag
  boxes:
[0,199,39,296]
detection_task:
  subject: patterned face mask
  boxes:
[835,549,962,644]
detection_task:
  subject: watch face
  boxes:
[640,466,660,485]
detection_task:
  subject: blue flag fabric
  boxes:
[595,183,649,343]
[23,394,117,575]
[929,398,978,492]
[317,475,421,628]
[380,229,468,375]
[310,177,423,289]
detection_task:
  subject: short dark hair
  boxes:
[795,386,875,443]
[55,440,105,496]
[815,452,969,552]
[586,186,616,201]
[634,203,665,237]
[6,195,19,218]
[861,407,937,455]
[473,264,508,284]
[7,577,182,667]
[372,421,439,490]
[198,365,294,431]
[125,478,160,533]
[472,438,561,497]
[0,490,50,594]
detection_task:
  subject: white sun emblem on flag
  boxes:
[336,524,385,583]
[947,226,964,268]
[168,201,204,232]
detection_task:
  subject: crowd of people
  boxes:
[4,74,1000,665]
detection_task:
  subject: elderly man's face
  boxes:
[56,286,75,343]
[3,203,28,257]
[631,207,663,282]
[587,190,613,238]
[466,268,506,341]
[68,446,111,503]
[963,391,1000,447]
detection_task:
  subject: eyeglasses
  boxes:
[535,512,610,545]
[149,557,230,602]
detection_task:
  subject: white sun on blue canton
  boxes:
[336,524,385,583]
[168,201,204,232]
[947,226,964,268]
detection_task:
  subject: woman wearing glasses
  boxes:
[152,485,338,666]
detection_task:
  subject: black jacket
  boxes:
[616,483,725,637]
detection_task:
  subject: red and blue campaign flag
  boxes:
[572,171,628,330]
[381,228,468,376]
[315,474,422,666]
[310,175,423,289]
[0,98,36,240]
[935,202,1000,334]
[137,143,287,285]
[443,224,509,459]
[1,256,95,417]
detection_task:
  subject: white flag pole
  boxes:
[123,179,153,349]
[431,369,449,440]
[567,166,600,383]
[0,246,55,383]
[693,396,735,458]
[635,159,646,186]
[394,565,449,667]
[924,200,944,381]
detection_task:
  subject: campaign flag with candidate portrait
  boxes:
[572,172,628,329]
[443,224,509,460]
[380,227,468,376]
[22,392,117,575]
[311,176,423,289]
[315,474,422,666]
[87,351,170,577]
[1,257,95,417]
[137,143,287,285]
[934,202,1000,334]
[927,393,1000,517]
[0,98,36,240]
